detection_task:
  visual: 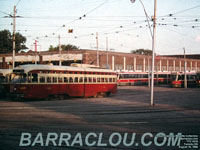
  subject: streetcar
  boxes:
[9,64,117,99]
[0,69,12,97]
[196,71,200,87]
[117,71,171,86]
[170,71,197,88]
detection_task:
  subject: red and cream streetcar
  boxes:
[170,71,197,88]
[9,64,117,99]
[117,71,171,86]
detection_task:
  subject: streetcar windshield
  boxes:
[11,73,27,83]
[0,76,5,83]
[197,74,200,80]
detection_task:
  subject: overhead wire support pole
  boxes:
[138,0,153,38]
[12,6,16,69]
[150,0,157,106]
[34,40,37,64]
[183,47,187,88]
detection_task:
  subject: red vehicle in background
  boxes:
[196,71,200,87]
[117,71,170,86]
[9,64,117,99]
[170,71,197,88]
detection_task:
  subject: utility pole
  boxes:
[148,55,150,87]
[183,47,187,88]
[150,0,157,106]
[106,36,109,68]
[96,32,99,67]
[12,6,16,69]
[34,40,37,64]
[59,35,62,66]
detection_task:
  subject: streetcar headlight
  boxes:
[20,87,27,90]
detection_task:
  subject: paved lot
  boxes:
[0,86,199,150]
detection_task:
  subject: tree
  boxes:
[131,49,152,55]
[48,44,79,51]
[0,29,28,53]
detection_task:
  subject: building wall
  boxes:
[0,49,200,72]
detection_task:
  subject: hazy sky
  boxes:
[0,0,200,55]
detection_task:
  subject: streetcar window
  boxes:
[113,78,116,82]
[197,74,200,80]
[0,76,5,83]
[97,78,100,82]
[40,76,45,83]
[88,77,92,82]
[74,77,78,83]
[64,77,68,83]
[101,78,104,82]
[53,77,57,83]
[93,77,96,83]
[143,74,148,78]
[32,74,38,82]
[79,77,83,83]
[27,74,32,83]
[47,77,51,83]
[124,74,129,78]
[109,78,112,82]
[84,77,87,83]
[58,77,62,83]
[69,77,73,83]
[178,75,184,80]
[188,75,196,80]
[105,78,108,82]
[119,74,124,79]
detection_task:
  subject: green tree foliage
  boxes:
[0,30,28,53]
[131,49,152,55]
[48,44,79,51]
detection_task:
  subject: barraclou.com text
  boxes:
[19,132,183,147]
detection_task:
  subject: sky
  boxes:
[0,0,200,55]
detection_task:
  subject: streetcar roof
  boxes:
[0,69,13,76]
[13,64,115,74]
[171,71,197,75]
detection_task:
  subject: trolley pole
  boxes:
[59,35,62,66]
[34,40,37,64]
[96,32,99,67]
[183,47,187,88]
[12,6,16,69]
[150,0,157,106]
[106,36,109,68]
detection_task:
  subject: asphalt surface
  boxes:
[0,86,199,150]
